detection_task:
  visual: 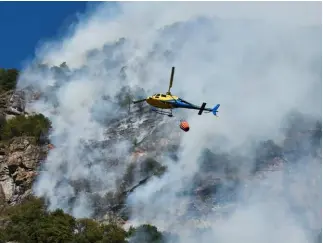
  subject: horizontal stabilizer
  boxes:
[198,102,207,115]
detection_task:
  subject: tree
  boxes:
[72,219,127,243]
[0,197,75,243]
[0,68,19,92]
[0,196,130,243]
[128,224,165,243]
[115,86,133,112]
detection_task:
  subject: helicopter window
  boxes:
[161,94,166,97]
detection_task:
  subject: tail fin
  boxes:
[212,104,220,116]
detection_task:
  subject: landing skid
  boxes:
[151,108,174,117]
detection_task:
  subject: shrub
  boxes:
[140,158,167,177]
[0,113,51,142]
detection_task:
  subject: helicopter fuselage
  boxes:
[146,93,179,109]
[146,93,210,111]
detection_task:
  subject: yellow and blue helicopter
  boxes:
[133,67,220,117]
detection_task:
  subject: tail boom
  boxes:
[170,100,220,116]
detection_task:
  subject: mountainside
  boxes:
[0,71,49,207]
[0,3,322,243]
[0,68,176,243]
[0,62,321,243]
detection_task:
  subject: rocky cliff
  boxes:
[0,89,49,207]
[0,137,48,205]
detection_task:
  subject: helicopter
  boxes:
[132,67,220,117]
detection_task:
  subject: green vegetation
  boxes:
[0,65,169,243]
[0,196,165,243]
[132,137,138,147]
[140,157,167,178]
[89,158,167,222]
[115,85,147,112]
[0,113,51,143]
[115,86,133,111]
[128,224,165,243]
[122,157,167,190]
[0,68,19,92]
[0,67,52,143]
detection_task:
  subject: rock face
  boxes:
[0,89,26,117]
[7,90,26,115]
[0,89,26,121]
[0,137,47,205]
[0,89,42,206]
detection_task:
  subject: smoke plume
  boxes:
[15,2,321,243]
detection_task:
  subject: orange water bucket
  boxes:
[180,120,190,132]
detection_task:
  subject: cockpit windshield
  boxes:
[153,93,165,98]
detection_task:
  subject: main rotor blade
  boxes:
[168,66,175,93]
[133,98,146,104]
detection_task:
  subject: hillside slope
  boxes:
[0,60,321,242]
[1,4,322,243]
[0,68,178,243]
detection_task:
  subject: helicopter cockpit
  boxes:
[153,93,167,98]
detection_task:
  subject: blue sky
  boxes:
[0,1,102,70]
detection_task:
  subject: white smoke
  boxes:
[16,1,321,243]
